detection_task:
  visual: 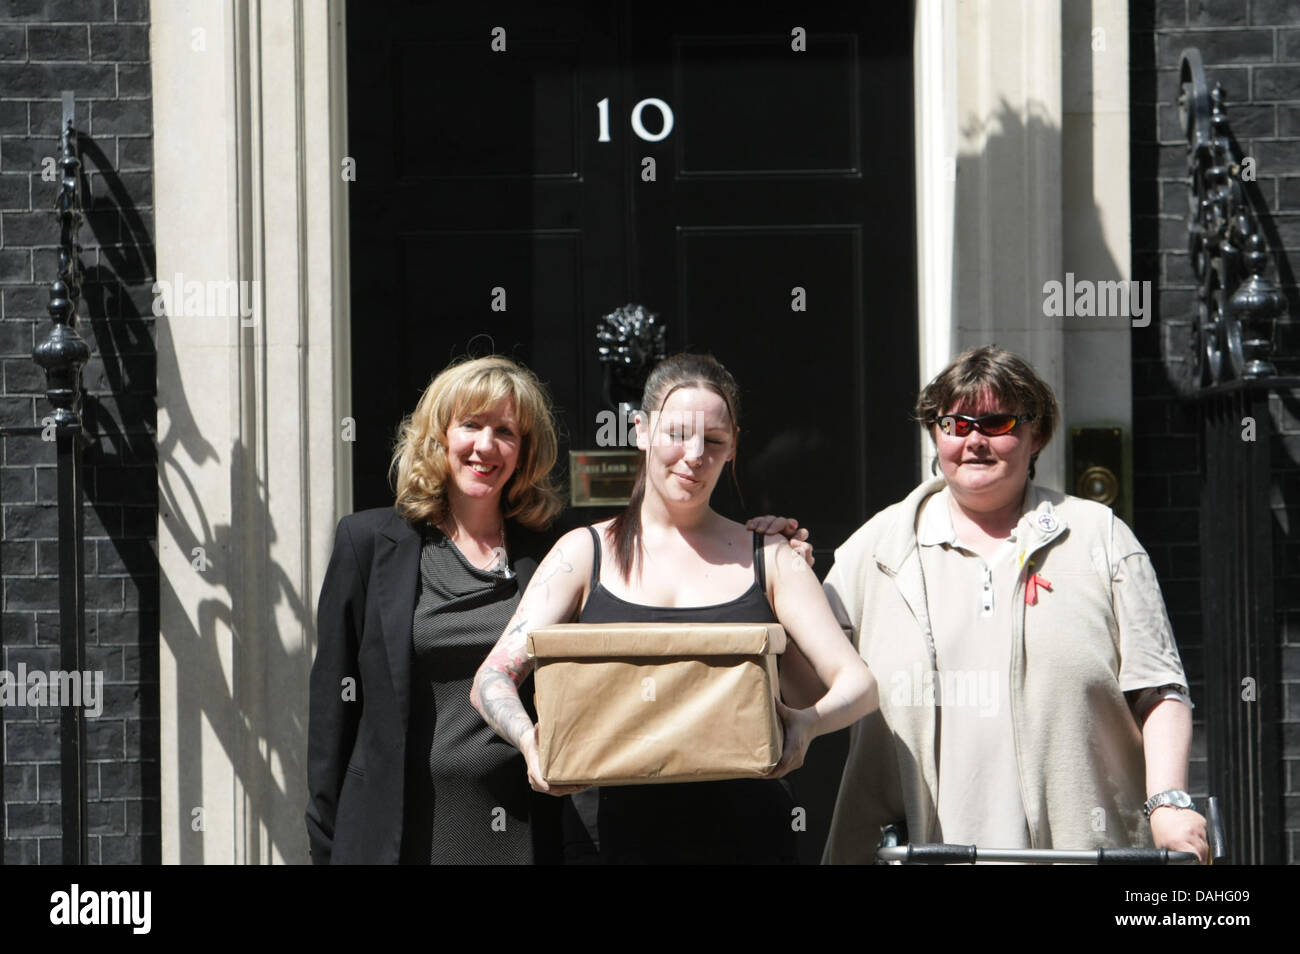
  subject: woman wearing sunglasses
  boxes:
[820,345,1208,863]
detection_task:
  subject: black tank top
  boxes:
[578,526,778,624]
[561,526,797,865]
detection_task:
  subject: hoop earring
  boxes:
[930,457,939,476]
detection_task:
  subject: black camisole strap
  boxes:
[752,531,766,593]
[587,525,602,591]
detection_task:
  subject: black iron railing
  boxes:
[0,91,91,865]
[1173,50,1292,864]
[1176,48,1287,390]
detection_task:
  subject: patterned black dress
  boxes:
[399,527,554,864]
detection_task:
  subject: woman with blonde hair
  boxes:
[307,355,567,864]
[307,354,807,863]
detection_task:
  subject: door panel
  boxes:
[675,35,860,177]
[397,42,581,180]
[677,226,865,542]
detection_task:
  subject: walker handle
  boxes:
[875,844,1201,864]
[1207,796,1227,864]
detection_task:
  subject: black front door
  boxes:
[347,0,918,863]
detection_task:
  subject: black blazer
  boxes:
[305,506,555,864]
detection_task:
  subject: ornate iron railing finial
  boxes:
[32,91,90,426]
[1177,48,1286,391]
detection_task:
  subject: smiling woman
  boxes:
[391,356,561,540]
[306,355,566,864]
[439,400,523,563]
[446,405,520,486]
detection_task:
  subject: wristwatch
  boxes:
[1143,789,1194,818]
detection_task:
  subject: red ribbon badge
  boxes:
[1025,572,1053,605]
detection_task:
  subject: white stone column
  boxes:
[913,0,959,472]
[152,0,351,864]
[1061,0,1133,493]
[915,0,1066,489]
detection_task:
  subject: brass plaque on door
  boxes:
[569,450,641,507]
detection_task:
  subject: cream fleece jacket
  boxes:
[821,478,1189,863]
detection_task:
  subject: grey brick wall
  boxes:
[0,0,157,865]
[1132,0,1300,863]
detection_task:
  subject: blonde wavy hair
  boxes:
[391,356,564,530]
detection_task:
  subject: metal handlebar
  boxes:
[876,796,1227,865]
[875,844,1200,865]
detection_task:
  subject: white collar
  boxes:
[916,485,1027,549]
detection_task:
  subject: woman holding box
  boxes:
[307,354,810,864]
[820,346,1208,863]
[472,352,878,864]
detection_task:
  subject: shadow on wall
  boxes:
[950,95,1131,418]
[152,324,312,863]
[76,136,162,863]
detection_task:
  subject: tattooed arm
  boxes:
[471,526,594,794]
[474,616,538,749]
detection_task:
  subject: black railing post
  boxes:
[1174,50,1292,864]
[31,91,91,866]
[1,599,4,865]
[1199,387,1284,864]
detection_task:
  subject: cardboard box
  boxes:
[527,622,786,786]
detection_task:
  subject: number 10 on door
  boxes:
[597,97,675,143]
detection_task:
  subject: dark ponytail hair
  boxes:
[607,353,742,580]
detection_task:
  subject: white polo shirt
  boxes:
[915,486,1031,850]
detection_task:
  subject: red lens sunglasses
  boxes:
[934,412,1035,438]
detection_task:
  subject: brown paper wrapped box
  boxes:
[527,622,785,786]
